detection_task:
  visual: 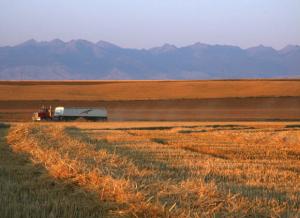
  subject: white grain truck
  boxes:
[53,107,107,121]
[32,106,108,121]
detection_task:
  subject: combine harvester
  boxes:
[32,106,107,121]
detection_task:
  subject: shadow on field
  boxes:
[66,126,299,209]
[0,124,122,218]
[81,124,256,133]
[204,171,299,206]
[66,127,193,183]
[285,124,300,129]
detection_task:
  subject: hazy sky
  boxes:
[0,0,299,49]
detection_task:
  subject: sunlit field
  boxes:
[3,122,300,217]
[1,80,300,122]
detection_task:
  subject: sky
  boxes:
[0,0,299,49]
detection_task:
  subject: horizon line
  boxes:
[1,38,299,51]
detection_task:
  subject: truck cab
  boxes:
[32,106,52,121]
[53,107,64,120]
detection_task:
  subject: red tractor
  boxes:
[32,106,52,121]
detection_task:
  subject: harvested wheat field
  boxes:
[0,80,300,121]
[3,122,300,217]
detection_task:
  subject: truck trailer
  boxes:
[54,107,107,121]
[32,106,107,121]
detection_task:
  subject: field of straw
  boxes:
[2,122,300,217]
[1,80,300,101]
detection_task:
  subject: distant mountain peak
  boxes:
[189,42,210,48]
[68,39,93,45]
[246,45,278,56]
[50,39,65,45]
[150,43,177,53]
[65,39,96,50]
[280,45,300,54]
[18,39,38,47]
[247,44,276,51]
[162,43,177,49]
[1,39,299,80]
[96,40,120,49]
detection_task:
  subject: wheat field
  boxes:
[1,80,300,122]
[2,122,299,217]
[1,80,300,101]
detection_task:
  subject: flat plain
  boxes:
[2,121,300,217]
[1,80,300,217]
[0,80,300,121]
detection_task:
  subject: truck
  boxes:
[32,106,107,121]
[32,105,52,121]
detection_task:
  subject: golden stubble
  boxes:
[7,122,300,217]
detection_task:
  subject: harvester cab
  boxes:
[32,106,52,121]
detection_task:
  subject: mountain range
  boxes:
[0,39,299,80]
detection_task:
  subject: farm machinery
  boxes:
[32,106,107,121]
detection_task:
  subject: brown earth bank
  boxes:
[1,80,300,101]
[1,97,300,122]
